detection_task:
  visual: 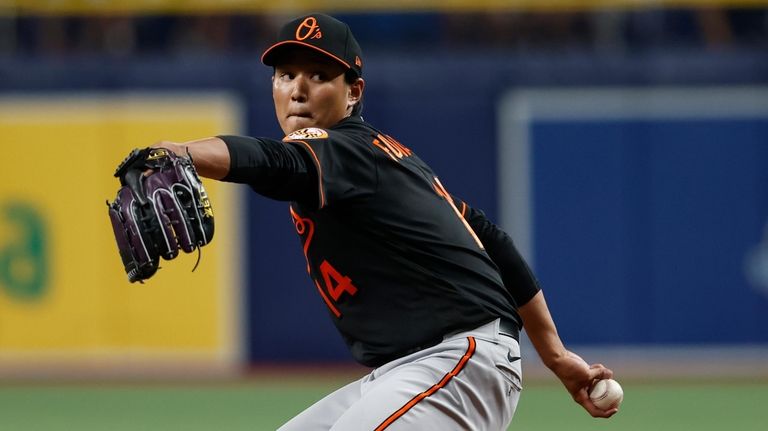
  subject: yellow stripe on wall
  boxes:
[0,93,242,374]
[4,0,768,15]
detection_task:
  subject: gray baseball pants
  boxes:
[277,318,523,430]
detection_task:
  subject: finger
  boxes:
[589,363,608,381]
[574,390,619,418]
[588,405,619,419]
[587,364,613,380]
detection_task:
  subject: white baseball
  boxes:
[589,379,623,409]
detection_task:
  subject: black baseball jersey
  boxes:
[221,116,537,367]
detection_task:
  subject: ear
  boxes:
[348,78,365,110]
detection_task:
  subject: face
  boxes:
[272,48,363,135]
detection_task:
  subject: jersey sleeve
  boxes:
[453,196,542,307]
[283,128,377,209]
[218,134,317,203]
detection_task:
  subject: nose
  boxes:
[290,74,309,102]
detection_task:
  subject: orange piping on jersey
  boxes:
[315,280,341,318]
[287,140,326,208]
[434,177,485,250]
[460,201,467,218]
[290,206,315,274]
[374,337,477,431]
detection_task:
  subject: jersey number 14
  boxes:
[315,260,358,318]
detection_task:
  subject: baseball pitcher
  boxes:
[108,14,618,430]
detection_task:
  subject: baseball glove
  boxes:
[107,147,214,283]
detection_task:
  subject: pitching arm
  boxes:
[151,135,317,203]
[458,198,617,418]
[518,291,617,418]
[153,137,230,180]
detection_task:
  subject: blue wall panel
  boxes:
[533,119,768,345]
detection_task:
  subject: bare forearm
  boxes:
[519,290,617,417]
[517,290,567,369]
[155,137,230,180]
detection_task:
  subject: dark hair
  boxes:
[345,70,364,117]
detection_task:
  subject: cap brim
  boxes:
[261,41,351,70]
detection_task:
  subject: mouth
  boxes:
[288,112,313,120]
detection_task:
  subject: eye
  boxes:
[278,72,294,81]
[311,72,326,81]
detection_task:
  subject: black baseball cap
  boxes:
[261,14,363,78]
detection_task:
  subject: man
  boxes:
[154,13,617,430]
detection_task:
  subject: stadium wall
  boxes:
[1,49,766,368]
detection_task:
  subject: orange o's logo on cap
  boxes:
[355,56,362,67]
[296,17,322,41]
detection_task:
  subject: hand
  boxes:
[152,141,187,156]
[149,137,231,180]
[143,142,186,176]
[548,350,618,418]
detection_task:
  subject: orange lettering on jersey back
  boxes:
[372,134,413,162]
[372,139,396,161]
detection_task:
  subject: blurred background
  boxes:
[1,1,767,430]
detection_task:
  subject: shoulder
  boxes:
[283,117,375,152]
[284,116,373,140]
[281,119,379,207]
[282,121,377,168]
